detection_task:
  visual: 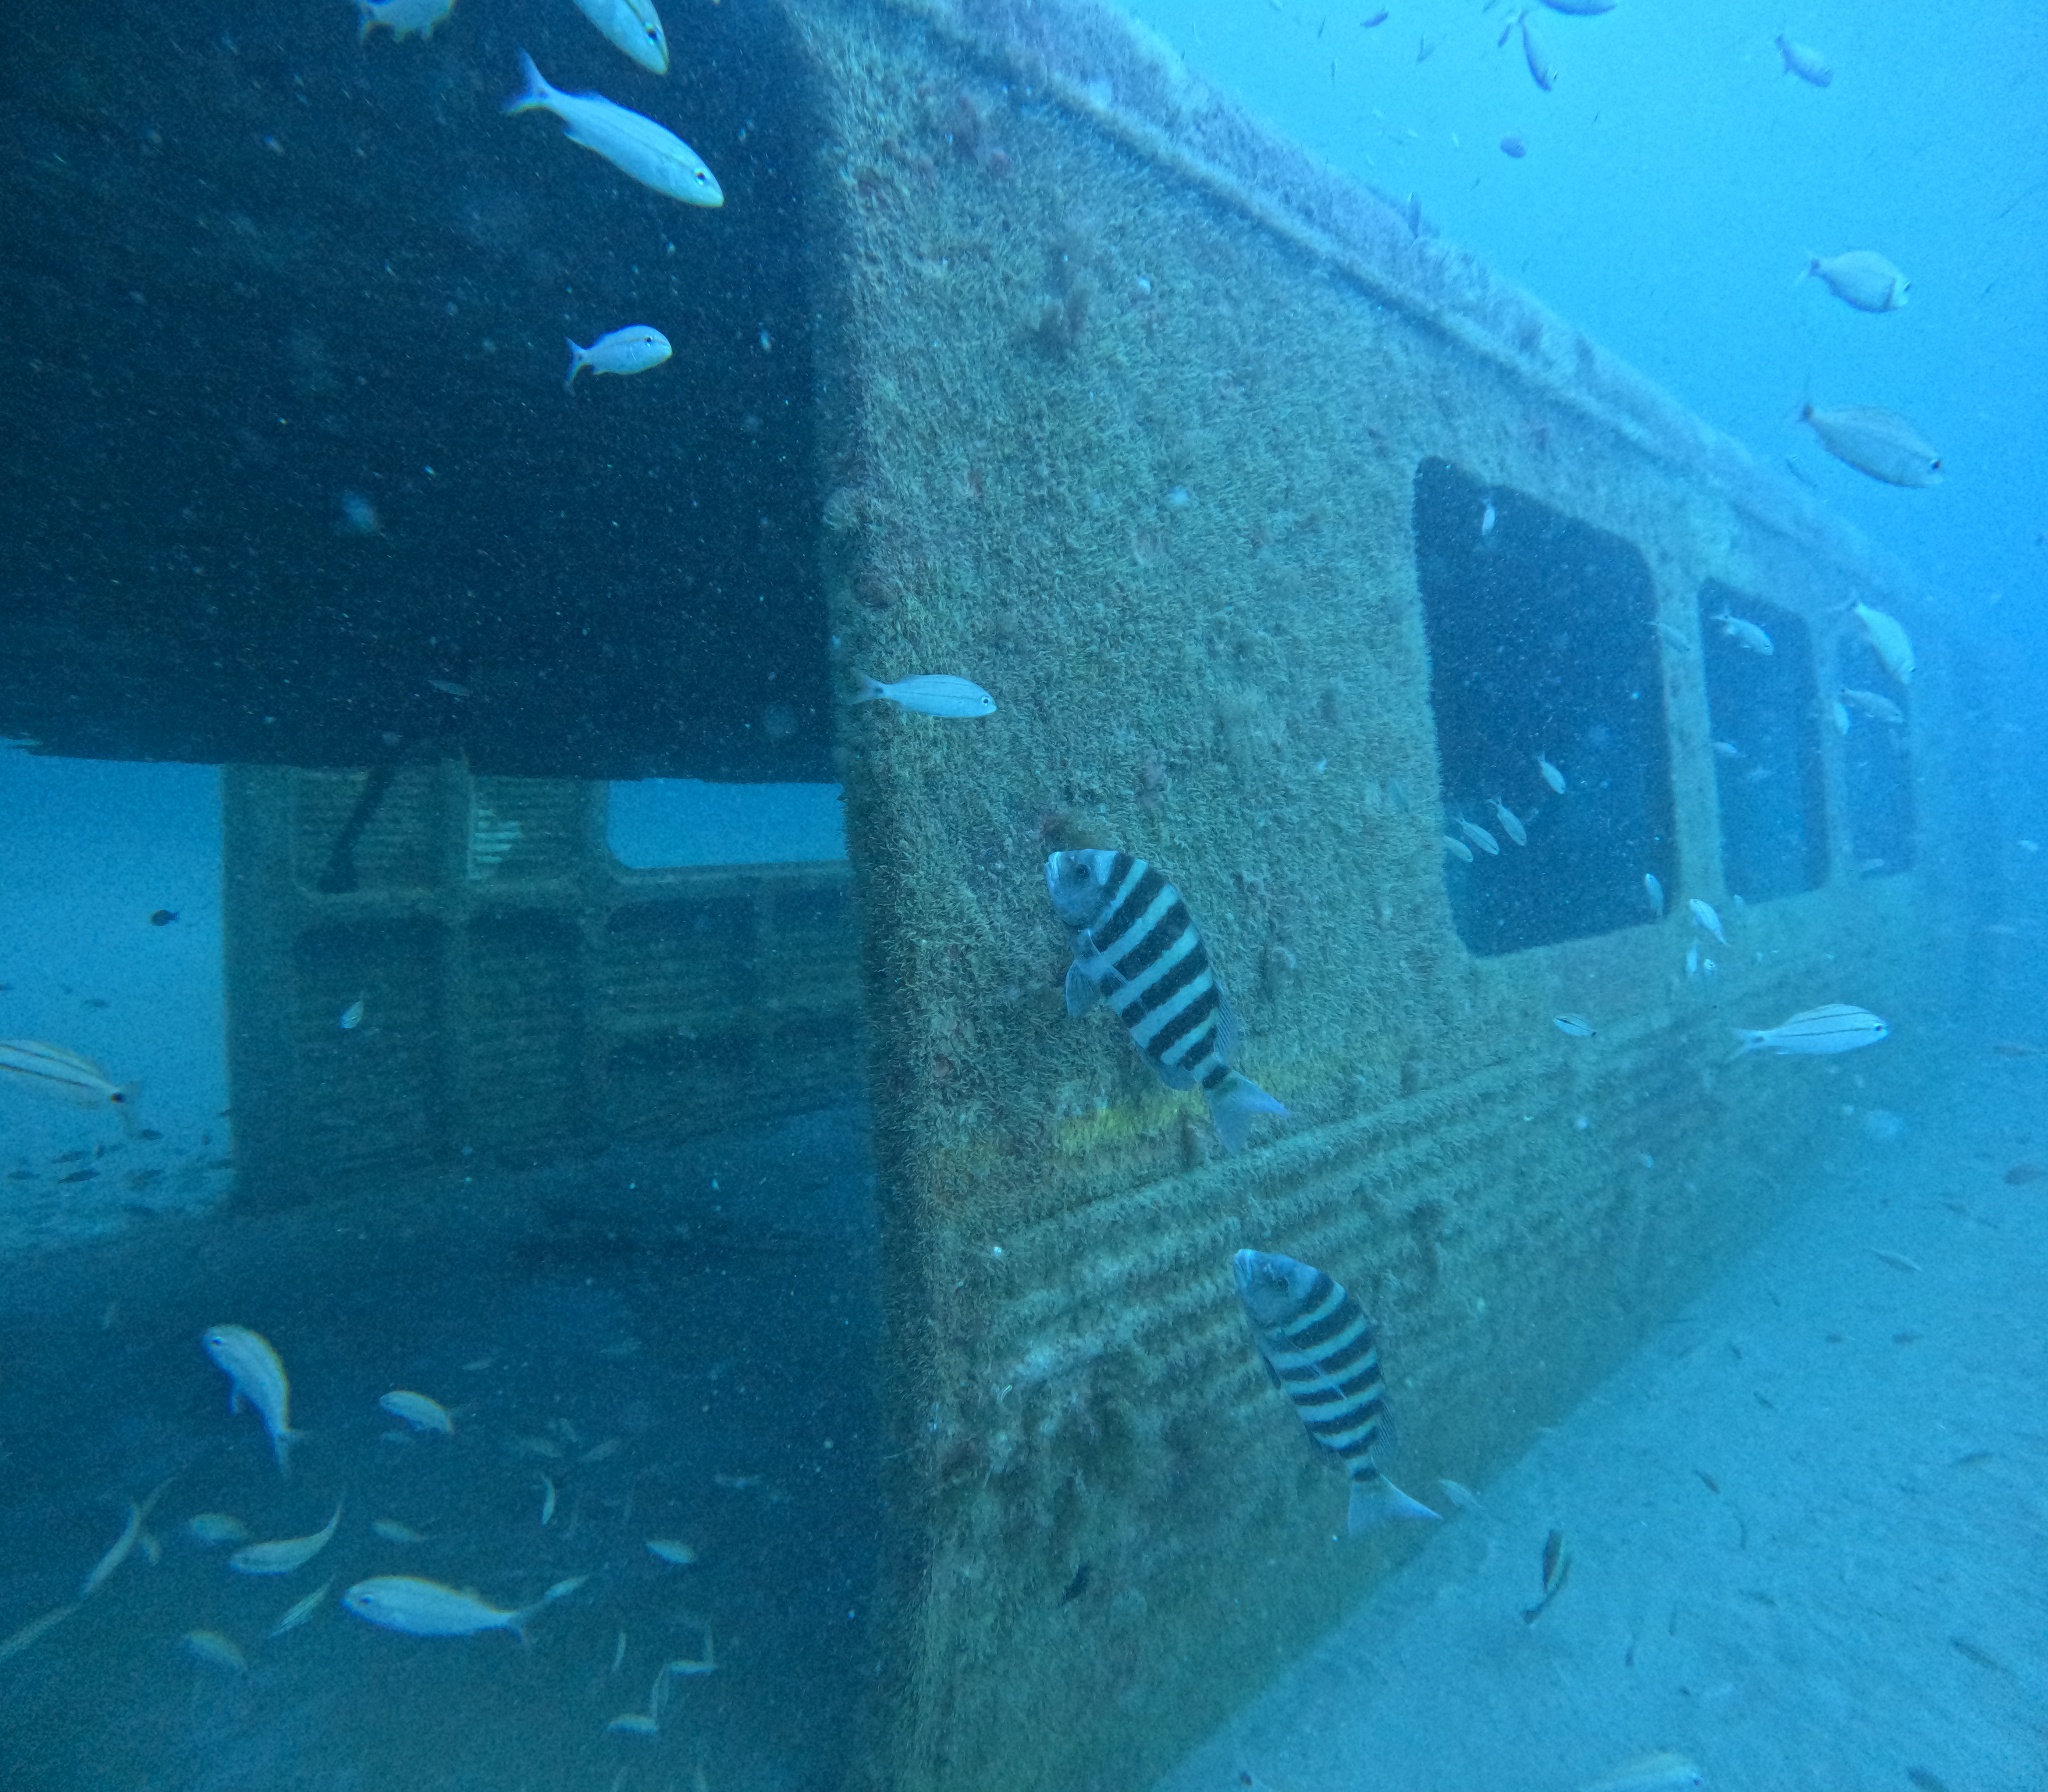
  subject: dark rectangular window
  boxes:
[1414,460,1678,956]
[1697,582,1829,901]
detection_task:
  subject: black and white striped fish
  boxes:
[1232,1249,1438,1534]
[1043,851,1286,1153]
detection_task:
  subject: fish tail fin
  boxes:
[1794,253,1820,289]
[273,1427,303,1478]
[564,340,586,391]
[848,671,886,705]
[1731,1029,1769,1057]
[504,49,551,115]
[1347,1474,1440,1535]
[111,1085,143,1136]
[1203,1072,1287,1154]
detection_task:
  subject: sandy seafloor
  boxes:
[1155,1068,2047,1792]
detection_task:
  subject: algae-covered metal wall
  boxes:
[786,1,1962,1786]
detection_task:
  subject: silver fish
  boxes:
[1553,1014,1596,1039]
[570,0,669,74]
[565,325,671,391]
[1800,403,1941,487]
[0,1039,135,1121]
[1233,1249,1439,1533]
[1582,1751,1703,1791]
[1830,698,1852,735]
[1841,686,1905,726]
[1776,35,1832,86]
[230,1497,343,1575]
[181,1629,248,1672]
[1537,753,1567,794]
[1522,1526,1571,1622]
[186,1513,249,1546]
[1802,250,1907,313]
[1045,851,1287,1153]
[1711,607,1773,655]
[1458,817,1501,856]
[505,53,722,207]
[1649,620,1690,654]
[342,1573,576,1638]
[271,1577,335,1637]
[608,1713,661,1735]
[339,999,365,1030]
[0,1602,78,1661]
[380,1389,455,1433]
[1852,601,1914,686]
[81,1478,171,1599]
[204,1325,299,1475]
[371,1518,427,1544]
[1437,1478,1485,1515]
[645,1539,697,1565]
[1643,872,1664,916]
[356,0,455,44]
[1490,799,1528,846]
[1443,834,1475,864]
[1688,898,1727,945]
[539,1475,558,1526]
[1734,1004,1889,1056]
[1539,0,1614,11]
[851,672,995,718]
[1520,11,1557,90]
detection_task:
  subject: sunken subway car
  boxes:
[0,0,1965,1788]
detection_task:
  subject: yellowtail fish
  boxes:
[0,1602,79,1661]
[1582,1752,1703,1792]
[1458,817,1501,856]
[1688,898,1727,945]
[644,1539,697,1565]
[1519,11,1556,89]
[1537,753,1566,794]
[1046,851,1288,1153]
[1233,1250,1439,1533]
[1734,1004,1889,1056]
[371,1518,428,1544]
[342,1573,579,1638]
[185,1513,249,1546]
[1553,1014,1595,1039]
[356,0,454,42]
[0,1040,136,1123]
[1841,686,1905,726]
[231,1497,343,1574]
[380,1390,455,1434]
[1800,403,1942,487]
[1443,834,1475,863]
[571,0,668,74]
[1776,34,1831,86]
[1522,1526,1571,1622]
[851,672,996,718]
[1851,602,1914,685]
[271,1577,334,1637]
[1801,250,1907,313]
[180,1629,248,1672]
[81,1477,173,1598]
[1710,606,1773,655]
[203,1325,300,1475]
[1490,799,1528,846]
[505,52,723,207]
[565,325,671,391]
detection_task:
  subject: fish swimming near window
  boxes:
[1232,1249,1438,1534]
[1045,851,1286,1153]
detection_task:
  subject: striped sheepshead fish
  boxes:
[1044,850,1287,1152]
[0,1039,136,1127]
[1232,1249,1439,1534]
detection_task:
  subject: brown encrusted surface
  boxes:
[789,1,1952,1786]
